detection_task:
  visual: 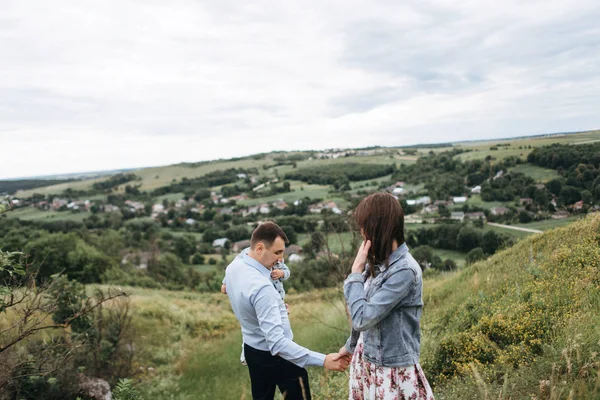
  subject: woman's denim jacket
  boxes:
[343,243,423,367]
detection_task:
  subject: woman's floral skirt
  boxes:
[349,335,434,400]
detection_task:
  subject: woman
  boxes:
[339,192,434,400]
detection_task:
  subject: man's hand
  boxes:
[324,353,350,372]
[270,269,285,279]
[351,240,371,274]
[220,284,227,294]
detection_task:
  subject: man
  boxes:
[224,221,349,400]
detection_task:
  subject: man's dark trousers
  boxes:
[244,344,312,400]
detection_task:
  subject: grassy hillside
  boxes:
[124,214,600,399]
[420,212,600,398]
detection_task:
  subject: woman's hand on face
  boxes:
[351,240,371,274]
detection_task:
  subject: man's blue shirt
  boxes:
[224,252,325,368]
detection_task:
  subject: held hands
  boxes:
[324,352,351,372]
[351,240,371,274]
[270,269,285,279]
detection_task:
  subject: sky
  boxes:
[1,0,599,179]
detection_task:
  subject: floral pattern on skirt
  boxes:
[349,334,434,400]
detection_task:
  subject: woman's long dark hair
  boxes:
[353,192,405,277]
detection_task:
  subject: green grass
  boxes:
[514,215,585,231]
[509,163,560,182]
[155,192,186,203]
[6,207,96,222]
[298,231,359,255]
[463,195,511,210]
[453,130,600,162]
[431,248,467,268]
[238,184,331,207]
[482,223,534,239]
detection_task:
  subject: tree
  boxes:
[559,186,582,205]
[280,225,298,245]
[466,247,486,265]
[518,210,533,223]
[481,231,502,255]
[456,226,481,252]
[546,178,564,196]
[0,248,129,397]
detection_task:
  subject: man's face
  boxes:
[258,236,285,269]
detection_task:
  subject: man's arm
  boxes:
[344,268,416,332]
[252,285,347,371]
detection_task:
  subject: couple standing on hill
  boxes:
[222,193,434,400]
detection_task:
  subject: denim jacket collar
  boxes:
[388,242,409,267]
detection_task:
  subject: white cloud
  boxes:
[1,0,599,178]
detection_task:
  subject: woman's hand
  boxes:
[351,240,371,274]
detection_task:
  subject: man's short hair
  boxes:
[250,222,289,249]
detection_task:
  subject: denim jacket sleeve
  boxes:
[344,267,416,332]
[344,329,360,354]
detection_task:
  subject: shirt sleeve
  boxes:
[344,268,416,332]
[279,262,291,280]
[252,285,325,367]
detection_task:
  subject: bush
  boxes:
[465,247,485,265]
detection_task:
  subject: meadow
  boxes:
[99,213,600,399]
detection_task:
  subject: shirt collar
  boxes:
[242,252,272,279]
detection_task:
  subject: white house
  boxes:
[470,186,481,194]
[212,238,229,248]
[453,196,468,204]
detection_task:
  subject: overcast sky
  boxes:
[1,0,599,179]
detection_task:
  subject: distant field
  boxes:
[6,207,95,222]
[482,223,535,239]
[155,192,187,203]
[462,194,510,210]
[454,130,600,162]
[238,184,331,207]
[297,231,359,255]
[514,215,584,231]
[431,248,467,267]
[509,163,559,182]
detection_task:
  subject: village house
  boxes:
[104,204,120,213]
[470,186,481,194]
[259,204,270,214]
[491,206,510,216]
[452,196,467,204]
[51,198,68,210]
[465,212,486,221]
[233,239,252,252]
[421,205,438,214]
[309,204,324,213]
[219,207,233,215]
[552,210,570,219]
[212,238,229,248]
[450,211,465,221]
[284,245,303,257]
[520,198,533,205]
[273,199,288,210]
[152,203,165,214]
[185,218,196,225]
[125,200,145,212]
[434,200,452,207]
[242,206,260,217]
